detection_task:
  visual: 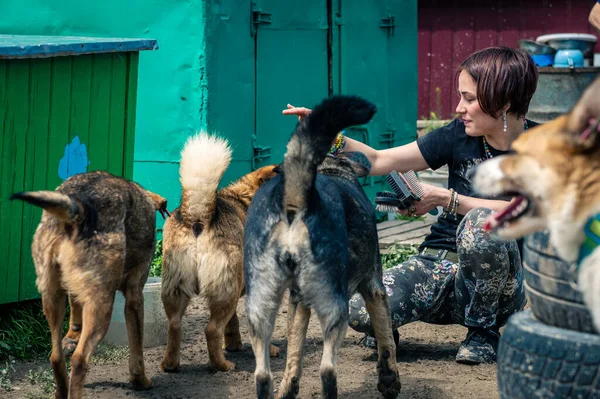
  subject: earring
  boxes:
[502,111,507,133]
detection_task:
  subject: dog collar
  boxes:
[578,213,600,266]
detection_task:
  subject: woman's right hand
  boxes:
[282,104,312,122]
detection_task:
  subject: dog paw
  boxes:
[160,358,180,373]
[269,344,280,357]
[61,337,78,357]
[277,376,300,399]
[214,360,236,372]
[376,350,401,399]
[130,375,152,391]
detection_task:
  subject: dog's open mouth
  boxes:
[484,194,531,232]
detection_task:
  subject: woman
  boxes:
[282,46,539,364]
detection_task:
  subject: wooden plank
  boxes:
[377,218,415,231]
[377,220,435,240]
[0,35,157,59]
[70,55,92,166]
[0,59,13,303]
[123,53,139,179]
[5,59,30,303]
[428,0,455,118]
[379,226,432,247]
[88,53,112,172]
[107,53,127,176]
[19,58,52,301]
[417,2,433,119]
[47,57,72,191]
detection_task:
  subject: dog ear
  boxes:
[564,76,600,152]
[340,152,371,177]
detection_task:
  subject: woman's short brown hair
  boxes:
[458,46,538,118]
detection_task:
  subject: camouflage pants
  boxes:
[349,208,526,333]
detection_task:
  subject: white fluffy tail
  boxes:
[179,132,232,225]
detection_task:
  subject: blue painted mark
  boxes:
[58,136,90,181]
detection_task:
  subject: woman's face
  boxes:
[455,70,502,137]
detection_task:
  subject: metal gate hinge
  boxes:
[379,13,395,36]
[251,134,271,169]
[251,1,272,36]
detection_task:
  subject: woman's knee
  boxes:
[348,293,372,333]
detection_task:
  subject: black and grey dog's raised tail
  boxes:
[282,95,376,222]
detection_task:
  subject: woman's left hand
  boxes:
[398,183,448,216]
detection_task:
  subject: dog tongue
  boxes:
[483,196,526,232]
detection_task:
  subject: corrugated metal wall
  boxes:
[418,0,599,119]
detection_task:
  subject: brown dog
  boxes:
[11,171,168,399]
[472,93,600,330]
[160,133,279,373]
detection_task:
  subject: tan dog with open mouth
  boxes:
[471,87,600,331]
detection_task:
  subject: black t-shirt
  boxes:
[415,118,538,252]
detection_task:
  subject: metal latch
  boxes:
[379,125,396,147]
[251,134,271,169]
[379,13,395,36]
[251,1,272,36]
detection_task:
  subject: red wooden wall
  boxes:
[418,0,599,119]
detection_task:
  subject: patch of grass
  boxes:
[0,301,69,361]
[149,239,163,277]
[92,343,129,365]
[0,359,15,392]
[382,242,419,270]
[26,367,56,395]
[395,213,425,222]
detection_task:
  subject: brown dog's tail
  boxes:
[10,191,82,223]
[179,132,232,226]
[282,95,376,223]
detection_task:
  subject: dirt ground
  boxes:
[6,293,499,399]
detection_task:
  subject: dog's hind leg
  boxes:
[68,295,115,399]
[206,298,239,371]
[42,287,69,399]
[62,295,82,356]
[361,282,401,399]
[313,296,348,399]
[277,296,311,399]
[224,311,244,352]
[123,282,152,390]
[246,278,288,399]
[160,290,191,372]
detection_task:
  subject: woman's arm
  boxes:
[282,104,431,175]
[408,183,513,216]
[344,138,430,176]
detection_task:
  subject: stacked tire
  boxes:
[497,230,600,399]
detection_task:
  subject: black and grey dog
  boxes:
[244,95,401,399]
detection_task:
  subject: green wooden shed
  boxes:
[0,35,157,305]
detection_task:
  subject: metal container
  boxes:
[527,67,600,123]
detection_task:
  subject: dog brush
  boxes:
[375,170,439,216]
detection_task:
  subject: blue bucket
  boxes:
[532,54,554,67]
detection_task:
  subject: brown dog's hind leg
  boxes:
[42,289,69,399]
[62,295,82,357]
[206,299,238,371]
[277,301,311,399]
[68,296,115,399]
[160,290,190,372]
[363,286,401,399]
[223,311,244,352]
[123,283,152,390]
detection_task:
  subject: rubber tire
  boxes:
[498,310,600,399]
[523,230,596,333]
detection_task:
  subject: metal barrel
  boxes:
[527,67,600,123]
